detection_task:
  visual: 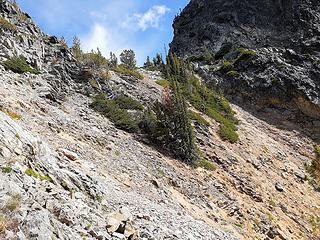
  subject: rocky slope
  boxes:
[171,0,320,136]
[0,1,320,240]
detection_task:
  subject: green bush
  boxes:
[113,65,143,79]
[188,110,210,126]
[194,159,217,171]
[1,57,39,74]
[155,79,170,87]
[25,168,51,181]
[234,48,256,64]
[114,95,144,110]
[218,124,239,143]
[90,94,141,133]
[219,60,234,73]
[2,166,12,173]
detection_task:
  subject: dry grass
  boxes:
[0,215,7,235]
[0,108,22,120]
[3,194,21,212]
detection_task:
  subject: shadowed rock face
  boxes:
[171,0,320,123]
[171,0,319,53]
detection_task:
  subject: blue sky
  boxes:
[16,0,190,65]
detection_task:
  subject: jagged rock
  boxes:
[106,207,138,239]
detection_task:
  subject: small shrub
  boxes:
[226,70,240,78]
[0,17,16,32]
[194,159,217,171]
[0,215,7,235]
[188,110,210,126]
[113,65,143,79]
[306,145,320,187]
[25,168,51,181]
[187,47,213,63]
[310,215,320,237]
[82,48,108,67]
[1,57,39,74]
[1,109,22,120]
[219,60,233,73]
[2,166,12,173]
[114,95,144,110]
[90,94,141,133]
[234,48,256,64]
[155,79,170,87]
[3,194,21,212]
[218,124,239,143]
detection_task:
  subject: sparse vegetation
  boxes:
[0,215,7,235]
[2,166,12,174]
[194,159,216,171]
[188,110,210,126]
[25,168,52,181]
[310,215,320,237]
[306,145,320,188]
[218,124,239,143]
[3,194,21,212]
[0,108,22,120]
[220,60,234,73]
[82,48,108,67]
[226,70,240,78]
[1,56,39,74]
[234,48,256,64]
[113,95,144,110]
[0,17,16,32]
[90,94,142,133]
[113,65,143,79]
[155,79,170,87]
[71,36,108,67]
[187,47,213,63]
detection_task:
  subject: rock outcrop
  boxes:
[171,0,320,126]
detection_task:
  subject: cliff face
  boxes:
[171,0,320,127]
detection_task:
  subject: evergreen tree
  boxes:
[60,36,67,48]
[153,53,164,70]
[148,52,200,164]
[143,56,154,70]
[120,49,136,69]
[109,52,118,68]
[71,36,82,62]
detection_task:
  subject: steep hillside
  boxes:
[0,1,320,240]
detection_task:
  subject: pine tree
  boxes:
[71,36,82,62]
[143,56,154,70]
[60,36,67,48]
[120,49,136,69]
[109,52,118,68]
[153,53,164,70]
[151,52,199,164]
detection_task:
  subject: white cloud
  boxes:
[124,5,170,31]
[81,23,132,59]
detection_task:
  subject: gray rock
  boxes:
[275,182,285,192]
